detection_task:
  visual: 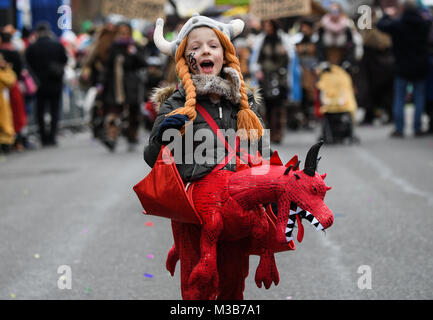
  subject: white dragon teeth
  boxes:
[311,217,319,225]
[286,236,293,242]
[285,227,292,233]
[316,224,324,231]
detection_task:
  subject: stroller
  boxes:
[314,63,360,144]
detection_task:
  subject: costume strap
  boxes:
[196,103,239,173]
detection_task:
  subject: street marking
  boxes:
[354,148,433,207]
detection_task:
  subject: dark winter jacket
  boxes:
[377,8,432,80]
[101,40,146,107]
[25,36,68,94]
[143,83,269,183]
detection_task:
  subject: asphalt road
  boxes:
[1,121,432,300]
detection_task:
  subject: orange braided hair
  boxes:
[168,27,263,141]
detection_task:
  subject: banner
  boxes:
[102,0,165,21]
[250,0,311,19]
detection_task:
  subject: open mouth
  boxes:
[200,60,214,73]
[285,202,324,243]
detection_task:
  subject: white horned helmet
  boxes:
[153,13,245,57]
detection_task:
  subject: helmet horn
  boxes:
[154,18,175,57]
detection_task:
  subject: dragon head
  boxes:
[275,141,334,245]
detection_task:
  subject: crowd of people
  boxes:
[1,0,433,156]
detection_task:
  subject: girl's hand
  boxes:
[157,114,190,144]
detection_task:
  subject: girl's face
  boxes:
[184,27,225,76]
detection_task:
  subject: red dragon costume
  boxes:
[135,141,334,300]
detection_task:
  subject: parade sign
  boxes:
[250,0,311,19]
[102,0,165,21]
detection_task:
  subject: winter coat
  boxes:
[25,36,68,94]
[0,67,16,144]
[249,30,302,104]
[101,41,146,108]
[143,77,269,183]
[377,9,432,80]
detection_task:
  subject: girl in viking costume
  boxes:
[138,15,334,300]
[142,15,269,299]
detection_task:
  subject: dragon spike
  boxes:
[326,186,332,191]
[270,150,283,166]
[294,160,301,171]
[303,141,324,177]
[285,155,298,168]
[321,173,327,180]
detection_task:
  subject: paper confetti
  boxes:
[81,228,88,234]
[86,288,91,293]
[145,222,153,227]
[143,273,154,278]
[146,254,154,259]
[34,253,40,259]
[10,293,16,298]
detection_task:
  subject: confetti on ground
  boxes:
[146,254,154,259]
[145,222,154,227]
[23,189,29,196]
[10,293,16,298]
[81,228,88,233]
[144,273,154,278]
[285,296,292,300]
[86,288,91,293]
[334,213,344,218]
[0,156,6,162]
[34,253,40,259]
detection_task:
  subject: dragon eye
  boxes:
[312,187,317,193]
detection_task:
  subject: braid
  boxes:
[213,28,263,141]
[167,37,197,133]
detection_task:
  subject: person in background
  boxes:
[25,22,68,147]
[249,19,301,143]
[100,21,146,152]
[316,2,356,67]
[358,9,394,125]
[0,28,27,152]
[0,53,17,153]
[377,0,432,137]
[295,18,319,128]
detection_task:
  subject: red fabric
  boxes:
[9,81,27,133]
[133,147,202,224]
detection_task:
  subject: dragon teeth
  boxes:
[316,224,324,231]
[286,236,293,242]
[311,217,319,225]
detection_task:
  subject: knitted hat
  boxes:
[153,14,263,140]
